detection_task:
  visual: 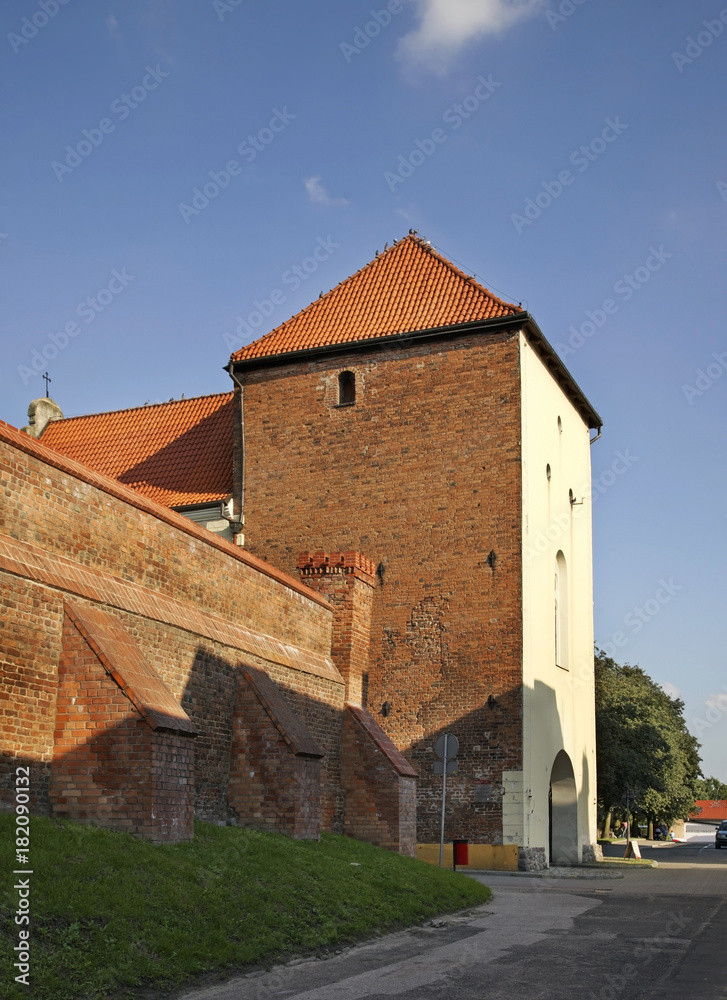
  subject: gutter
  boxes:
[228,310,603,432]
[226,362,245,541]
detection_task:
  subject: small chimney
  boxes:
[21,398,63,439]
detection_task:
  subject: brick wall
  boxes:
[298,551,377,706]
[342,705,418,855]
[228,670,322,839]
[51,613,195,841]
[0,578,63,811]
[0,420,331,656]
[0,421,344,839]
[239,329,525,843]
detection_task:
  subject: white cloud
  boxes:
[304,176,350,208]
[661,681,681,700]
[398,0,542,74]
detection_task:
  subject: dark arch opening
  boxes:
[550,749,578,865]
[338,371,355,405]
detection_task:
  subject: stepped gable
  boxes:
[41,392,233,508]
[231,235,520,362]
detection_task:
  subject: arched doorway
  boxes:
[550,750,578,865]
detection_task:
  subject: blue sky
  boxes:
[2,0,726,781]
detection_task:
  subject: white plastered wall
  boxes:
[519,332,599,862]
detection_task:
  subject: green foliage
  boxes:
[0,817,490,1000]
[694,776,727,799]
[595,649,701,827]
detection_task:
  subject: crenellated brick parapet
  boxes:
[298,551,376,707]
[298,551,378,587]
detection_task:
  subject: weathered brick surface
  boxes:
[240,330,524,842]
[51,613,195,841]
[228,671,322,839]
[298,552,377,706]
[0,424,344,838]
[0,420,331,655]
[342,705,417,855]
[0,577,62,811]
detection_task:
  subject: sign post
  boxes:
[434,733,459,867]
[622,787,637,860]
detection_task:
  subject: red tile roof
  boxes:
[690,800,727,822]
[1,418,333,612]
[41,392,233,508]
[231,235,520,363]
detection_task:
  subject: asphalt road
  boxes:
[180,857,727,1000]
[602,835,727,866]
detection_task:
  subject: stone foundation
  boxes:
[518,846,547,871]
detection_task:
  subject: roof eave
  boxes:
[228,312,527,373]
[521,314,603,431]
[228,310,602,431]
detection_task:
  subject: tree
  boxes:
[595,650,701,836]
[694,776,727,799]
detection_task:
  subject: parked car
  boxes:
[715,821,727,849]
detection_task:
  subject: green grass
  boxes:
[0,816,490,1000]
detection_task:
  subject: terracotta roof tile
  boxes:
[231,235,519,363]
[64,597,197,736]
[41,392,233,508]
[346,704,418,777]
[690,800,727,821]
[241,664,324,758]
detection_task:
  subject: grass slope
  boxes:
[0,816,490,999]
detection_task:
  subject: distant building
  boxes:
[690,800,727,823]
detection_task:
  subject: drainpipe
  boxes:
[589,428,602,446]
[226,363,245,544]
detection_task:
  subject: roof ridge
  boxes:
[56,390,233,424]
[238,237,418,352]
[230,235,519,364]
[415,239,519,313]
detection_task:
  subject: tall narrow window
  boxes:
[554,551,569,669]
[338,371,355,405]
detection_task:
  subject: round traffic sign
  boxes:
[434,733,459,761]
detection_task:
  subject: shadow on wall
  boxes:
[390,677,582,867]
[1,638,415,854]
[177,647,345,834]
[117,398,235,499]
